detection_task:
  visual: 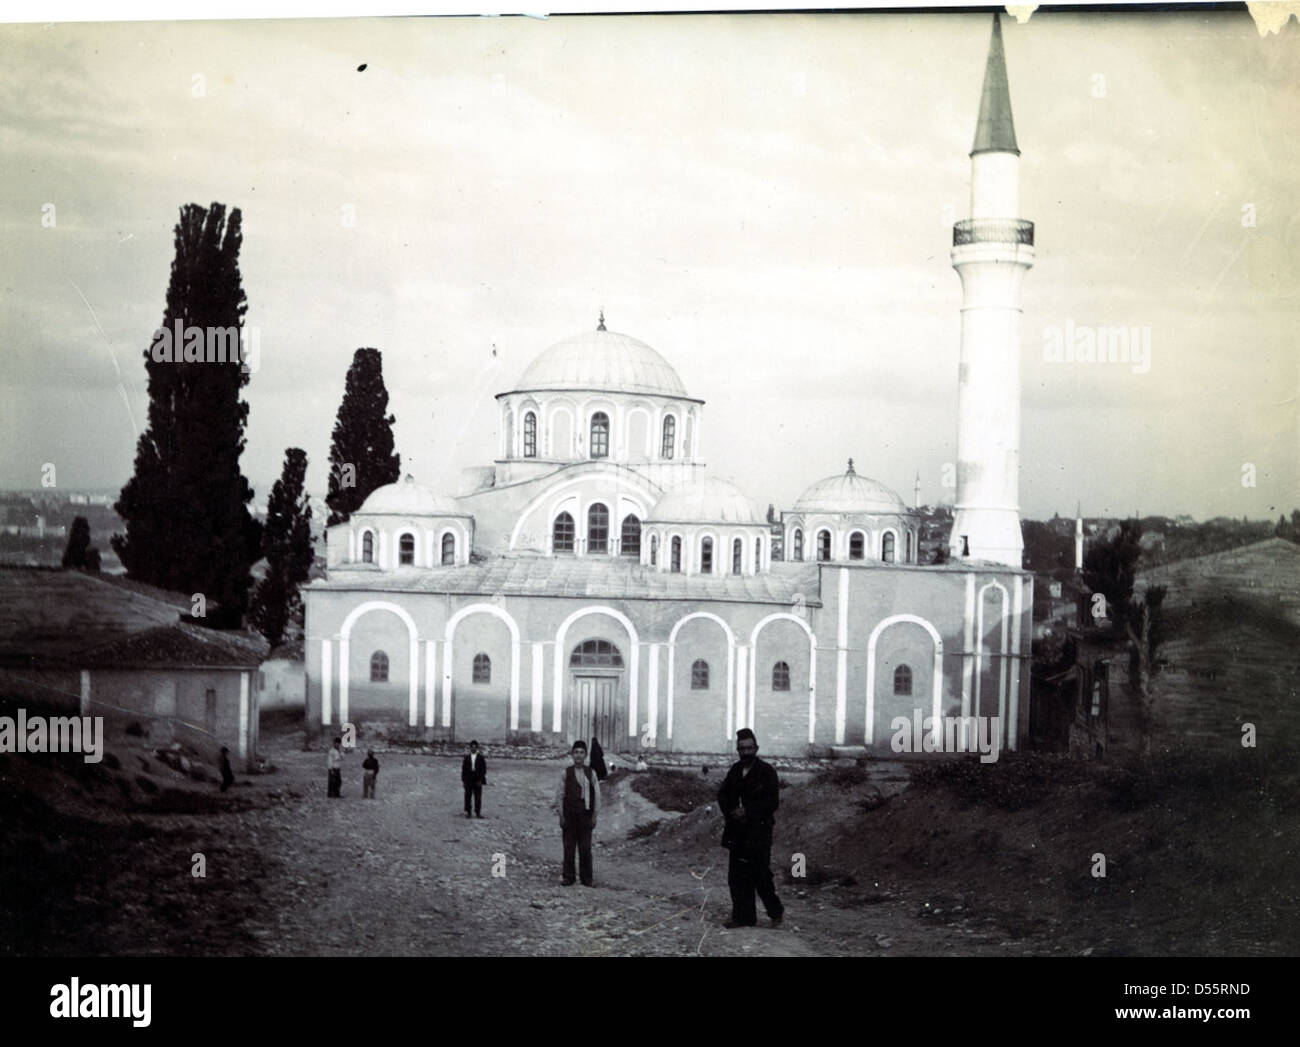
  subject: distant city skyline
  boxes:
[1,11,1296,522]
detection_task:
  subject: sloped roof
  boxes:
[314,555,823,607]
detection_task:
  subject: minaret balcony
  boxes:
[952,218,1034,247]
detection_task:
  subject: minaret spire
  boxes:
[971,12,1019,156]
[947,12,1034,568]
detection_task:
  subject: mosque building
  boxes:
[303,15,1035,757]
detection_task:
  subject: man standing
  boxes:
[218,746,235,793]
[362,749,379,799]
[461,740,487,818]
[327,736,343,798]
[554,741,599,886]
[717,728,784,929]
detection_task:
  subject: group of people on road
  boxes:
[320,727,784,929]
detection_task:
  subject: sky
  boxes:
[0,8,1296,522]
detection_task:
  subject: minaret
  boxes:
[1075,503,1084,571]
[913,470,922,509]
[948,12,1034,568]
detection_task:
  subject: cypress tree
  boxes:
[62,516,91,568]
[250,448,315,648]
[326,347,401,525]
[112,202,261,625]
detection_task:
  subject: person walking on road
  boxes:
[218,746,235,793]
[717,728,785,929]
[461,740,487,818]
[555,741,600,886]
[362,749,379,799]
[327,736,343,798]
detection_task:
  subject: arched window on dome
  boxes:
[650,533,659,567]
[670,536,682,573]
[399,533,416,566]
[732,538,742,576]
[754,537,762,573]
[691,660,710,690]
[370,651,389,683]
[587,503,609,554]
[590,412,609,459]
[905,530,913,563]
[772,661,790,691]
[361,531,374,564]
[893,664,912,696]
[849,531,866,561]
[792,529,803,562]
[621,515,641,558]
[553,512,575,554]
[523,412,537,458]
[661,415,676,460]
[473,653,491,685]
[882,532,896,563]
[441,532,456,565]
[700,536,713,575]
[817,529,832,562]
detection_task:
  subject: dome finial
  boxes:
[597,309,606,332]
[846,458,855,476]
[404,473,414,483]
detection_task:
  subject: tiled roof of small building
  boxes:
[314,555,824,606]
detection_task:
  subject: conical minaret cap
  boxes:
[971,12,1020,156]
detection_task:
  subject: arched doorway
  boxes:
[567,639,626,752]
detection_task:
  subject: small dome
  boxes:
[794,461,907,515]
[648,477,759,525]
[512,324,689,399]
[358,475,458,516]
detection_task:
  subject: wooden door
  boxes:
[568,674,623,752]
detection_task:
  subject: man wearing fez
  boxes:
[717,728,784,928]
[461,740,487,819]
[554,740,600,886]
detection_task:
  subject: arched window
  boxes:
[882,532,896,563]
[590,412,609,459]
[569,639,624,667]
[650,533,659,566]
[587,503,610,554]
[691,659,709,690]
[523,411,537,458]
[399,533,415,566]
[361,531,374,563]
[732,538,742,575]
[441,532,456,565]
[905,530,913,563]
[754,537,762,572]
[370,651,389,683]
[621,515,641,558]
[661,415,676,459]
[670,536,682,573]
[700,536,713,574]
[772,661,790,691]
[849,531,865,560]
[553,512,575,553]
[792,529,803,562]
[893,664,912,696]
[473,653,491,684]
[817,529,832,562]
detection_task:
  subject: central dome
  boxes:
[513,325,690,399]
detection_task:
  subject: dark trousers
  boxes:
[463,782,482,815]
[562,811,594,885]
[363,771,377,799]
[327,769,341,797]
[728,847,784,925]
